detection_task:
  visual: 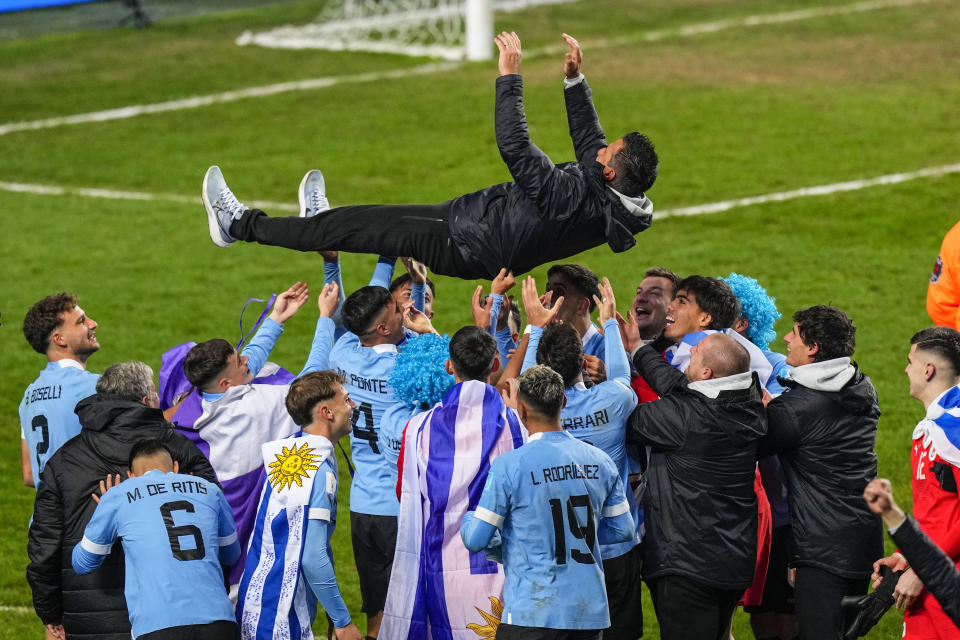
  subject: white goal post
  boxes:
[236,0,578,61]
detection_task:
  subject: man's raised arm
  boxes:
[561,34,607,164]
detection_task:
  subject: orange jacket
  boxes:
[927,221,960,330]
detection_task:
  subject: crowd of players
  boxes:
[19,252,960,640]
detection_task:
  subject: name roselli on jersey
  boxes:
[126,480,209,503]
[530,463,601,486]
[23,385,63,405]
[336,369,389,394]
[562,409,610,431]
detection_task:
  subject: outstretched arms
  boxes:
[561,34,607,164]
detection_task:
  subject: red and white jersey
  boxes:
[911,388,960,556]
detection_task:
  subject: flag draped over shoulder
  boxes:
[664,329,774,387]
[236,434,333,640]
[381,380,527,640]
[915,385,960,467]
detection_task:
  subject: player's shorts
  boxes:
[602,543,644,640]
[350,511,398,614]
[138,619,236,639]
[743,525,795,615]
[904,591,960,640]
[495,624,602,640]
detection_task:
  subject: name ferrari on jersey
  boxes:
[562,409,610,431]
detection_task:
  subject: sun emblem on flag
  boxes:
[267,443,320,491]
[467,596,503,639]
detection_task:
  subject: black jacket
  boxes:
[758,360,884,579]
[892,516,960,628]
[27,394,218,639]
[627,345,767,590]
[447,75,653,279]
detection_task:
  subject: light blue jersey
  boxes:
[582,322,606,360]
[19,360,99,487]
[462,431,634,630]
[378,403,423,470]
[330,332,401,516]
[72,471,239,637]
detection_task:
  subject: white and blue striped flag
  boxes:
[914,385,960,467]
[665,329,773,386]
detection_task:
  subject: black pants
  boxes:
[495,624,602,640]
[138,620,236,640]
[231,205,473,278]
[602,544,644,640]
[648,575,743,640]
[350,512,398,615]
[794,566,868,640]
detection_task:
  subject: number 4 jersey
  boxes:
[72,470,239,637]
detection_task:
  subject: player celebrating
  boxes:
[201,32,657,281]
[461,365,635,640]
[72,439,240,640]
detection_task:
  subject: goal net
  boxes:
[236,0,578,61]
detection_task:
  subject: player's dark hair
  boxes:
[536,324,584,388]
[609,132,658,197]
[23,292,78,354]
[678,276,741,330]
[547,264,601,312]
[342,286,394,337]
[389,273,436,297]
[644,267,681,299]
[183,339,235,389]
[516,365,566,420]
[449,326,498,381]
[128,438,173,470]
[910,326,960,377]
[286,370,346,426]
[793,305,856,362]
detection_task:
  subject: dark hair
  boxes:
[286,371,346,426]
[911,326,960,377]
[677,276,741,330]
[389,273,436,297]
[183,339,235,389]
[793,305,856,362]
[643,267,681,299]
[128,438,173,470]
[536,324,583,387]
[609,132,658,197]
[449,326,498,381]
[516,365,566,420]
[23,293,77,354]
[342,286,394,336]
[547,264,601,312]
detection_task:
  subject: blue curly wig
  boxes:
[388,333,455,409]
[719,273,781,351]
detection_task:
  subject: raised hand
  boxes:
[472,285,493,329]
[491,268,516,296]
[501,378,519,411]
[317,282,340,318]
[401,256,427,285]
[561,33,582,79]
[583,354,607,385]
[494,31,522,76]
[521,276,563,328]
[404,306,438,335]
[269,281,310,324]
[591,277,617,324]
[91,473,123,504]
[318,250,339,263]
[620,308,643,354]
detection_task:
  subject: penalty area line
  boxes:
[2,162,957,219]
[0,605,34,614]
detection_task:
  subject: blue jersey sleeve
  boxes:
[369,256,396,289]
[521,326,543,373]
[410,282,426,313]
[495,326,517,363]
[598,472,634,545]
[215,487,241,566]
[602,319,631,384]
[464,461,510,550]
[299,317,336,376]
[323,259,347,336]
[302,467,351,627]
[72,490,121,574]
[241,318,283,377]
[487,294,504,335]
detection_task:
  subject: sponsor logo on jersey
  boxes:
[931,255,943,283]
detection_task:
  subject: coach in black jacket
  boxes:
[209,32,657,281]
[758,306,883,640]
[27,361,217,640]
[627,332,767,640]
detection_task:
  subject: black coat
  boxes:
[892,516,960,628]
[447,74,653,279]
[627,345,767,590]
[758,363,884,579]
[27,394,218,639]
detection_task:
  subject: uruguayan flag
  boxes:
[236,434,333,640]
[664,329,773,386]
[381,380,527,640]
[914,385,960,467]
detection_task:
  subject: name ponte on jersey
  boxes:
[23,385,63,405]
[562,409,610,431]
[530,463,601,486]
[125,480,208,503]
[336,368,389,395]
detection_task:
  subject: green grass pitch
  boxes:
[1,0,958,637]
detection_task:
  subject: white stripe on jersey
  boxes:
[602,500,630,518]
[80,535,112,555]
[475,507,504,527]
[308,508,331,522]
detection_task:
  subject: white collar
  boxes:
[688,371,754,399]
[582,323,600,346]
[785,357,855,392]
[55,359,86,371]
[371,343,398,354]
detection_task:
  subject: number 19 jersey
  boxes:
[474,431,628,630]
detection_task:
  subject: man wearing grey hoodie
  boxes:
[758,305,884,640]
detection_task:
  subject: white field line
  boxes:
[0,605,33,614]
[2,162,957,219]
[0,0,935,137]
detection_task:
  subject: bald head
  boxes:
[687,333,751,382]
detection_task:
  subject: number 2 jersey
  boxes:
[73,470,239,637]
[473,431,632,629]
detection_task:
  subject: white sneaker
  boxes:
[298,170,330,218]
[202,166,246,248]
